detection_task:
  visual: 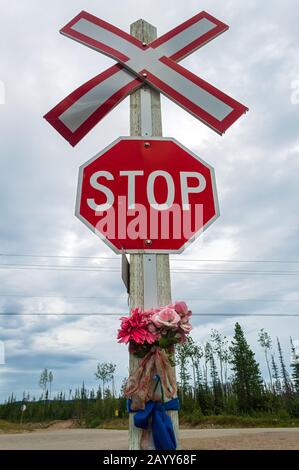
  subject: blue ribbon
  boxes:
[127,398,180,450]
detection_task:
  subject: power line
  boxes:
[0,294,299,303]
[0,312,298,317]
[0,253,116,260]
[174,259,299,264]
[173,270,299,276]
[0,264,119,272]
[0,294,126,300]
[1,253,299,264]
[1,263,299,275]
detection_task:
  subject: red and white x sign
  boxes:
[44,11,248,146]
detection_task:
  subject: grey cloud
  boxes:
[0,0,298,400]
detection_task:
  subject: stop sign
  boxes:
[76,137,219,253]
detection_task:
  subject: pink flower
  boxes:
[173,301,192,323]
[174,301,188,316]
[180,322,192,333]
[117,308,158,345]
[151,307,180,329]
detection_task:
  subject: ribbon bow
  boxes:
[125,348,177,410]
[128,398,180,450]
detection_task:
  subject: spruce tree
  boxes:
[176,341,191,403]
[188,343,212,414]
[277,338,292,396]
[290,337,299,393]
[211,329,228,392]
[209,349,223,412]
[230,323,264,412]
[271,354,281,394]
[183,337,203,398]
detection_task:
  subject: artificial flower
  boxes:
[151,307,180,329]
[180,322,192,333]
[173,301,192,323]
[117,308,158,344]
[117,302,192,353]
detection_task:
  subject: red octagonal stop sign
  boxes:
[76,137,219,253]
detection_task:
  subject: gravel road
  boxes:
[0,427,298,450]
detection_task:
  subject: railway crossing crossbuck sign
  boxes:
[44,11,248,146]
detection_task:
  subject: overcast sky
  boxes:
[0,0,298,402]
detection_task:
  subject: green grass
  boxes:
[0,419,36,433]
[87,415,299,430]
[180,415,299,428]
[0,419,67,433]
[1,416,299,433]
[98,418,129,430]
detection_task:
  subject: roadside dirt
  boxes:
[0,427,298,450]
[181,429,299,450]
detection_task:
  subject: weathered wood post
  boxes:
[129,19,179,450]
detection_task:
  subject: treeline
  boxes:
[175,323,299,421]
[0,322,299,426]
[0,370,127,428]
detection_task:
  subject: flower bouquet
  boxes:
[117,301,192,362]
[117,301,192,450]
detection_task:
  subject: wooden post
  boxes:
[129,19,179,450]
